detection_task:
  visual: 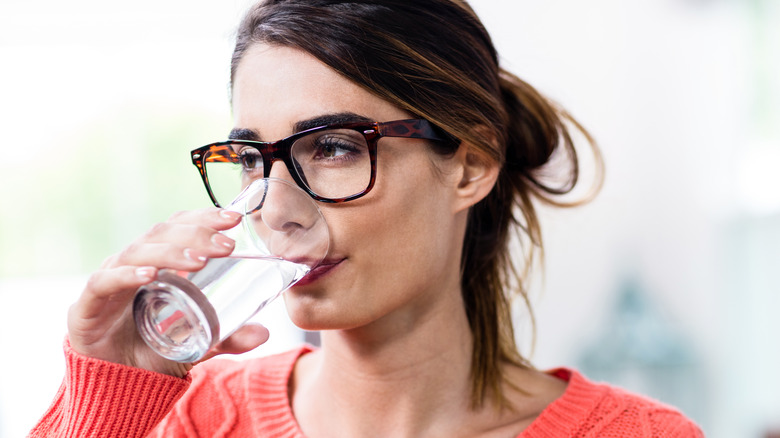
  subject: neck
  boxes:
[321,298,473,387]
[294,287,479,437]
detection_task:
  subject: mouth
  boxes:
[293,258,343,287]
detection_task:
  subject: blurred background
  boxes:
[0,0,778,436]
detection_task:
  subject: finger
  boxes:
[100,253,119,269]
[195,324,270,363]
[132,221,238,265]
[74,266,158,320]
[167,208,243,230]
[141,222,237,252]
[111,242,214,272]
[102,209,241,271]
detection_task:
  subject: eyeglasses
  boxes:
[191,119,454,206]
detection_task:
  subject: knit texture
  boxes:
[29,340,191,438]
[30,343,704,437]
[519,369,704,437]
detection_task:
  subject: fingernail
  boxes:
[135,267,155,281]
[219,210,242,221]
[211,233,234,249]
[184,248,207,262]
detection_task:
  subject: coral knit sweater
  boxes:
[30,341,704,438]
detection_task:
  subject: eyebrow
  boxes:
[228,112,374,141]
[228,128,260,141]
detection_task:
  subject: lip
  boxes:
[293,258,343,287]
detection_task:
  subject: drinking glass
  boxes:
[133,178,329,363]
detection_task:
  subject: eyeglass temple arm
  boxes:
[378,119,457,144]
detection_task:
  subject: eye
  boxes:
[317,139,351,158]
[237,148,263,171]
[310,132,365,161]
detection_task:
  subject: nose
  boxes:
[245,165,329,264]
[267,160,296,184]
[260,162,317,232]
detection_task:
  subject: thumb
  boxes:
[195,324,270,363]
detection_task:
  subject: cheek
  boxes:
[350,161,458,287]
[284,154,461,329]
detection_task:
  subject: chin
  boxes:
[283,294,372,332]
[283,291,338,331]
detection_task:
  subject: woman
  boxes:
[31,0,703,436]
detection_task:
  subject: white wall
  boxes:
[1,1,778,436]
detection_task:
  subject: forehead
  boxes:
[231,44,408,139]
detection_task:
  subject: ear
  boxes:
[452,140,500,214]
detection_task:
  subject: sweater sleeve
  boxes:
[28,340,191,438]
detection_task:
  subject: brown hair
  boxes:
[231,0,603,409]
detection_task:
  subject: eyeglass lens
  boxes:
[204,128,372,205]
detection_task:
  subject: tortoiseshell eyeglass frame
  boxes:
[190,119,456,205]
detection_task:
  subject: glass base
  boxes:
[133,271,220,363]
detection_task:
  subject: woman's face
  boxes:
[232,44,474,332]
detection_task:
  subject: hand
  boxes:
[67,208,270,377]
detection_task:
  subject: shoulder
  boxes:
[589,379,703,437]
[527,369,704,438]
